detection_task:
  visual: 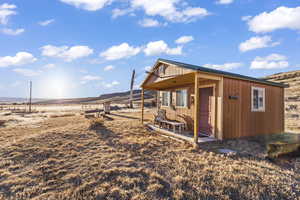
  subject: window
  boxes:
[176,89,188,107]
[161,91,170,106]
[158,65,165,75]
[251,87,265,112]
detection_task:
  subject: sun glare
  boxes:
[38,74,71,99]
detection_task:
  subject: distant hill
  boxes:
[32,89,155,105]
[0,97,46,103]
[264,70,300,133]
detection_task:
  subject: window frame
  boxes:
[251,86,265,112]
[175,89,188,108]
[160,91,171,107]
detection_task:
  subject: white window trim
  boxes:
[161,91,171,107]
[251,87,265,112]
[175,89,188,108]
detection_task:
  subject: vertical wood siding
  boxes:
[223,77,284,139]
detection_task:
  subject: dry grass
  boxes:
[49,113,76,118]
[0,112,299,200]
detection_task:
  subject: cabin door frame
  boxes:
[198,84,216,138]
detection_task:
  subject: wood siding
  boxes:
[223,77,284,139]
[144,63,194,86]
[159,84,195,131]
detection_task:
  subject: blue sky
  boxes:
[0,0,299,98]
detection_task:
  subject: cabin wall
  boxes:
[222,77,284,139]
[158,84,195,131]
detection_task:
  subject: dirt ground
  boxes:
[0,109,299,200]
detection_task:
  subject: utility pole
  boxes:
[129,69,136,108]
[29,81,32,113]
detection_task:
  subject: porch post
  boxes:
[141,88,144,124]
[194,72,199,144]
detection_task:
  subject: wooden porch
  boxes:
[141,71,224,145]
[147,124,217,144]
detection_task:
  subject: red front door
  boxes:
[199,87,214,136]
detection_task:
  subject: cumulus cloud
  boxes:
[241,15,252,21]
[204,62,243,71]
[239,36,280,52]
[250,54,289,69]
[144,40,182,56]
[59,0,112,11]
[80,75,102,84]
[38,19,55,26]
[0,3,17,25]
[175,35,194,44]
[0,52,37,67]
[104,80,120,88]
[248,6,300,33]
[138,18,162,27]
[216,0,234,5]
[100,43,141,60]
[104,65,115,71]
[131,0,210,23]
[13,68,41,77]
[41,45,93,61]
[112,8,133,18]
[1,28,24,36]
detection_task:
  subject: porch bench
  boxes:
[163,120,186,134]
[154,109,186,133]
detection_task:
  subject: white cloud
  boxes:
[82,75,102,81]
[104,80,120,88]
[248,6,300,33]
[204,62,243,71]
[0,3,17,25]
[39,19,55,26]
[131,0,210,23]
[250,53,289,69]
[80,75,102,84]
[138,18,162,27]
[144,40,182,56]
[241,15,252,21]
[43,64,56,69]
[239,35,280,52]
[112,8,133,18]
[13,68,41,77]
[175,35,194,44]
[0,52,37,68]
[41,45,93,61]
[216,0,234,5]
[100,43,141,60]
[59,0,112,11]
[145,66,152,71]
[104,65,115,71]
[1,28,24,36]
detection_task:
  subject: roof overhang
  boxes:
[141,58,286,89]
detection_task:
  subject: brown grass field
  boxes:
[0,108,299,200]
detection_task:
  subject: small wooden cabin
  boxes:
[141,59,285,143]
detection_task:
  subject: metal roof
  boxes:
[158,58,286,88]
